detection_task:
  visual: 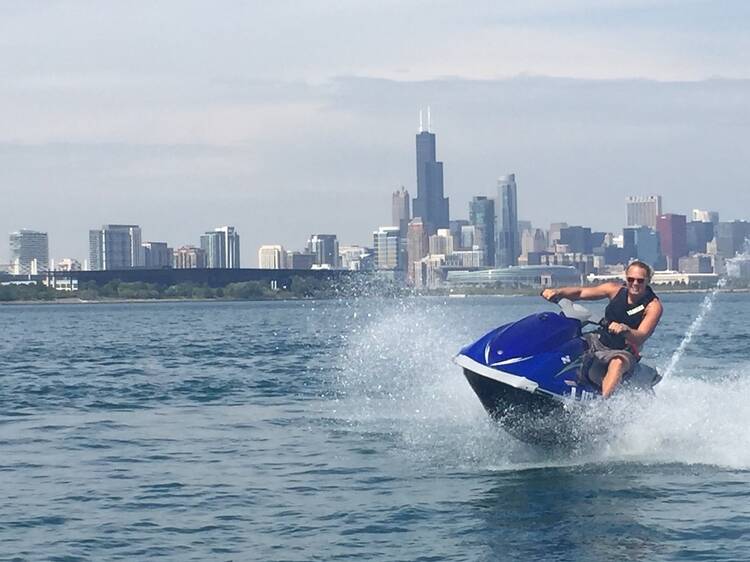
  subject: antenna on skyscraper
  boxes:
[419,109,423,133]
[427,106,432,132]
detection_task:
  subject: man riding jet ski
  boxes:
[454,261,663,444]
[542,260,663,398]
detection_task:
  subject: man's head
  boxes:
[625,260,652,299]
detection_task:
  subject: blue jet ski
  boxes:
[454,298,661,445]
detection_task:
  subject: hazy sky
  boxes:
[2,1,749,265]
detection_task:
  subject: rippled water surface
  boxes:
[2,294,750,561]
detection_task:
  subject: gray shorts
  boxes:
[582,332,636,385]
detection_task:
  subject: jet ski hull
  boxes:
[455,308,660,446]
[461,366,585,446]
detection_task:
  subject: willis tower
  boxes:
[412,108,449,236]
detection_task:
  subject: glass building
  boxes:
[496,174,519,267]
[469,196,495,267]
[88,225,143,271]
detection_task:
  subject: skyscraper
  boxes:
[496,174,519,267]
[412,110,449,235]
[623,226,662,267]
[9,230,49,274]
[200,226,240,268]
[560,226,593,254]
[372,226,402,271]
[626,196,662,229]
[406,217,429,285]
[656,214,688,269]
[307,234,339,268]
[469,196,495,267]
[88,225,143,271]
[392,186,410,234]
[215,226,240,269]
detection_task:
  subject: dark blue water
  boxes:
[2,295,750,561]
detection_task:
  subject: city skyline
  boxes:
[2,2,749,265]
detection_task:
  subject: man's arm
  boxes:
[542,282,622,303]
[609,299,663,349]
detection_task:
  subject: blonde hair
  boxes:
[627,260,653,281]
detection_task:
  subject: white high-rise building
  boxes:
[626,196,662,229]
[201,226,240,268]
[258,245,287,269]
[9,230,49,274]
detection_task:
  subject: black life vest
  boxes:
[599,285,659,350]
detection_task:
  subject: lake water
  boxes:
[2,293,750,561]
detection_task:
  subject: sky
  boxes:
[1,0,749,266]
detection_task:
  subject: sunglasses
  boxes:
[626,277,646,284]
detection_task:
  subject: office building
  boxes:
[460,225,476,250]
[373,226,402,271]
[692,209,719,224]
[340,245,375,271]
[686,221,715,254]
[429,229,454,256]
[392,186,411,234]
[626,195,662,229]
[258,245,287,269]
[88,224,143,271]
[560,226,593,254]
[656,214,688,270]
[713,221,750,258]
[406,218,429,285]
[623,226,662,268]
[679,255,713,274]
[547,222,568,248]
[521,229,547,258]
[200,226,240,268]
[496,174,519,267]
[469,196,495,267]
[143,242,172,268]
[173,246,207,269]
[287,251,315,270]
[307,234,339,268]
[412,110,449,235]
[9,229,49,275]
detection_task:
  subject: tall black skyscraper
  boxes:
[412,109,449,236]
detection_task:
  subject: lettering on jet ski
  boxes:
[554,357,582,378]
[568,387,594,400]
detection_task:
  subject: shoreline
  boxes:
[2,286,748,306]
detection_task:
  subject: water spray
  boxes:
[661,277,727,380]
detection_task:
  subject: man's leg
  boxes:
[602,357,627,398]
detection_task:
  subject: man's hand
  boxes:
[541,289,559,302]
[608,322,630,335]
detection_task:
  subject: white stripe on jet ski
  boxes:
[454,354,540,393]
[490,356,533,367]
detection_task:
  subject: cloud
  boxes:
[2,75,749,266]
[1,1,749,264]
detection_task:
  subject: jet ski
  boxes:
[454,298,661,445]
